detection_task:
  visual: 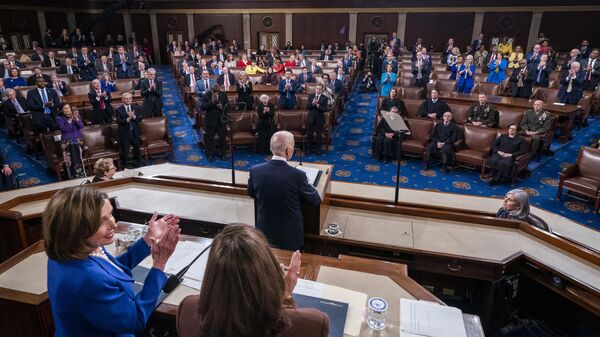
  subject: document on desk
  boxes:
[294,279,367,336]
[294,166,322,187]
[400,298,467,337]
[162,240,212,290]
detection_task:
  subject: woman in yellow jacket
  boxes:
[245,61,266,75]
[508,45,524,69]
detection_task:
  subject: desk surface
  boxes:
[440,93,580,114]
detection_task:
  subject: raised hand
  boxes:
[150,225,181,271]
[144,212,180,246]
[283,250,301,298]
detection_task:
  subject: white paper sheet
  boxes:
[295,166,321,186]
[400,299,467,337]
[293,279,324,297]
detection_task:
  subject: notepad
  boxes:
[400,298,467,337]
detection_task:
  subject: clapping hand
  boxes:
[2,165,12,175]
[150,225,181,271]
[144,212,180,247]
[282,250,301,299]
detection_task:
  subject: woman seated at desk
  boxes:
[92,157,117,182]
[44,186,181,337]
[177,224,329,337]
[496,189,548,230]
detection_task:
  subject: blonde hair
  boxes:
[93,158,114,178]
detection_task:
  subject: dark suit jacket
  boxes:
[217,73,236,86]
[1,97,29,118]
[471,39,484,52]
[30,53,46,62]
[307,94,329,123]
[558,72,585,104]
[530,64,552,87]
[177,294,328,337]
[509,67,536,97]
[581,57,600,90]
[88,90,114,118]
[201,90,228,126]
[27,74,52,86]
[42,58,61,68]
[184,73,201,87]
[77,54,97,81]
[26,87,60,126]
[140,78,163,115]
[58,64,80,75]
[114,53,134,77]
[418,99,450,119]
[96,62,114,74]
[430,121,458,144]
[247,160,321,250]
[115,104,143,140]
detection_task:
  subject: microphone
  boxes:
[163,243,212,294]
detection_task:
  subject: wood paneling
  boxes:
[482,12,532,50]
[356,13,398,46]
[250,13,285,50]
[0,10,41,46]
[539,11,600,51]
[7,0,600,9]
[156,14,187,64]
[44,12,67,37]
[193,14,242,47]
[131,13,152,44]
[75,13,125,43]
[405,13,474,52]
[292,13,349,49]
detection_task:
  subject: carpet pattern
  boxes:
[2,65,598,229]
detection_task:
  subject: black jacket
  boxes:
[115,104,143,140]
[418,99,450,119]
[247,160,321,250]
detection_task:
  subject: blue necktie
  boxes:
[40,89,50,115]
[536,67,542,83]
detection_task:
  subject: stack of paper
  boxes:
[163,240,213,290]
[295,166,322,186]
[400,298,467,337]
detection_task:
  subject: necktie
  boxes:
[127,105,133,131]
[121,54,127,72]
[50,59,55,67]
[98,91,105,110]
[12,99,24,114]
[537,66,543,83]
[444,122,449,126]
[40,89,50,115]
[55,85,62,97]
[104,64,108,72]
[67,66,72,75]
[191,75,196,87]
[588,59,595,81]
[224,74,230,90]
[567,76,573,93]
[150,80,154,87]
[286,80,290,98]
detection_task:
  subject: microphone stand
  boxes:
[394,130,408,205]
[222,101,247,186]
[296,146,303,166]
[162,243,212,294]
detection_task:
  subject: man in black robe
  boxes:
[373,106,402,163]
[424,111,457,173]
[418,90,450,119]
[487,124,528,185]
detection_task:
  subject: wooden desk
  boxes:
[439,93,581,142]
[60,90,142,107]
[0,235,439,337]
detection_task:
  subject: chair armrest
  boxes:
[560,163,578,177]
[453,139,464,149]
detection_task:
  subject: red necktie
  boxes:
[224,75,230,90]
[98,91,105,110]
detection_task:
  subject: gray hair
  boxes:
[259,94,269,102]
[506,189,530,219]
[148,68,156,74]
[270,131,294,156]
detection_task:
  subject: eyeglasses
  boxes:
[108,166,116,171]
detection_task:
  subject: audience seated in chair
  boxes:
[467,94,498,128]
[424,111,457,173]
[419,90,450,120]
[373,106,403,163]
[519,100,553,157]
[487,124,528,185]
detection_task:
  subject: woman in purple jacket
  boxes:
[56,103,86,178]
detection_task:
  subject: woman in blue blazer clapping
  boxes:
[380,64,397,97]
[456,54,476,94]
[487,52,508,84]
[44,186,181,337]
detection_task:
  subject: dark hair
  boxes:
[43,186,108,262]
[196,224,288,337]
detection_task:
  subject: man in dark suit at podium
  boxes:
[248,131,322,251]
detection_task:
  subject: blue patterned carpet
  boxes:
[3,65,598,229]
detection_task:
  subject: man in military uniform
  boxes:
[467,94,498,128]
[519,100,553,156]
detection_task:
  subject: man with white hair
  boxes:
[115,92,143,168]
[247,131,321,250]
[558,61,584,104]
[88,79,113,124]
[140,68,163,118]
